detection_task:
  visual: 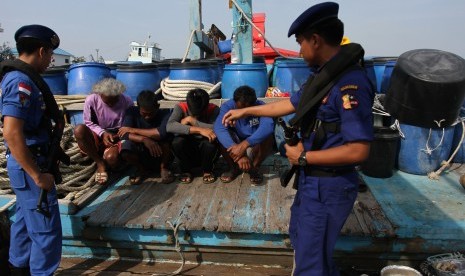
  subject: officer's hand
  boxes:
[36,173,55,191]
[102,132,115,147]
[222,109,245,127]
[142,138,162,157]
[285,142,305,165]
[237,156,251,171]
[117,127,133,137]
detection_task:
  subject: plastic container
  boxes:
[68,111,83,126]
[380,60,397,94]
[361,127,400,178]
[116,63,160,101]
[42,68,67,95]
[68,62,111,95]
[221,63,268,99]
[397,123,454,175]
[380,265,422,276]
[169,62,214,84]
[427,252,465,276]
[385,49,465,128]
[218,39,231,54]
[272,57,313,96]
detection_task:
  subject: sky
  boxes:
[1,0,465,61]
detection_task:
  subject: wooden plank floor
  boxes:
[85,162,395,237]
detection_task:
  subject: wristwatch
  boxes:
[298,151,307,167]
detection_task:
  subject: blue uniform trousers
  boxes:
[8,167,62,276]
[289,171,358,276]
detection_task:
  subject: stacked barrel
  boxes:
[374,50,465,175]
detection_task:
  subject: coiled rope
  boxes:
[156,78,222,101]
[0,123,100,199]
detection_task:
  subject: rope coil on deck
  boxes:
[0,123,101,199]
[157,78,221,101]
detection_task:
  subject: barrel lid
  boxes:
[116,63,158,71]
[69,62,109,69]
[42,67,67,75]
[170,62,211,69]
[397,49,465,83]
[372,56,398,64]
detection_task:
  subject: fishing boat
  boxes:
[1,1,465,275]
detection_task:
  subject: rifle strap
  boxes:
[289,43,365,138]
[0,59,62,125]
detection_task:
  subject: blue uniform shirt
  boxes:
[214,99,275,149]
[290,68,374,152]
[1,71,49,148]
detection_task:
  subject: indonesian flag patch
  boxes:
[18,82,32,96]
[18,82,31,106]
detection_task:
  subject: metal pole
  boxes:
[232,0,253,64]
[188,0,203,60]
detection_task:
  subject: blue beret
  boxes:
[14,24,60,49]
[288,2,339,37]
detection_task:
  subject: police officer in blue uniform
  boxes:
[222,2,374,275]
[0,25,62,276]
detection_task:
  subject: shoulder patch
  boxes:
[18,82,32,96]
[340,84,358,92]
[342,93,359,110]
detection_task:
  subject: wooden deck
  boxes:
[84,159,395,238]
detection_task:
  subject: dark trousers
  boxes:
[172,136,218,173]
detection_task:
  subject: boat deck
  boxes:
[3,156,465,273]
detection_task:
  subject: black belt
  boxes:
[304,166,355,177]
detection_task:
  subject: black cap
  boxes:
[15,24,60,49]
[288,2,339,37]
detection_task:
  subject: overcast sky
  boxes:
[1,0,465,61]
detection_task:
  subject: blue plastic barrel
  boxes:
[69,111,83,126]
[364,59,376,90]
[272,58,313,95]
[42,68,67,95]
[398,123,454,175]
[169,62,214,84]
[380,60,396,94]
[116,64,160,101]
[68,62,111,95]
[221,63,268,99]
[157,62,170,81]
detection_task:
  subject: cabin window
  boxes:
[138,48,142,56]
[65,58,69,64]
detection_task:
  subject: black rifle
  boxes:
[277,117,300,188]
[36,115,71,217]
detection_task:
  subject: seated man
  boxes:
[213,85,275,185]
[167,89,219,184]
[118,90,174,185]
[74,78,133,184]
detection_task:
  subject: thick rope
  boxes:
[152,221,186,276]
[428,120,465,180]
[0,124,101,199]
[157,78,221,101]
[181,30,196,63]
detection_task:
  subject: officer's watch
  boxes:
[298,151,307,167]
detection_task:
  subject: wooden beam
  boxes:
[231,0,253,63]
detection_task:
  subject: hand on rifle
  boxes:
[285,142,304,165]
[34,172,55,191]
